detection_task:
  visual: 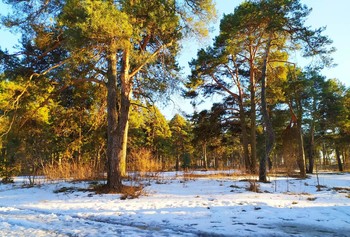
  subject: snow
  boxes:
[0,171,349,236]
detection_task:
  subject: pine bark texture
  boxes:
[116,49,132,178]
[106,50,122,190]
[259,37,274,182]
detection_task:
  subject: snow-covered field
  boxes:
[0,171,349,237]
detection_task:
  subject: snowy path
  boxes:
[0,172,350,236]
[0,205,198,237]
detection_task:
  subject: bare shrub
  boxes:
[127,148,162,173]
[42,160,100,181]
[119,185,145,200]
[246,180,260,193]
[92,183,145,199]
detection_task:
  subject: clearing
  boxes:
[0,171,349,236]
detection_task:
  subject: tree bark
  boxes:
[203,141,208,170]
[116,49,132,178]
[296,121,306,177]
[335,145,343,172]
[307,122,315,174]
[106,49,122,190]
[259,37,274,182]
[238,96,250,173]
[307,100,316,174]
[175,154,180,171]
[249,50,257,174]
[296,100,306,178]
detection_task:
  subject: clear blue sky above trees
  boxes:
[169,0,350,117]
[178,0,349,86]
[0,0,349,118]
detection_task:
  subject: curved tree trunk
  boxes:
[116,91,130,178]
[116,49,131,178]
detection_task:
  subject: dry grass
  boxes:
[42,161,100,181]
[119,185,145,200]
[178,170,248,180]
[93,183,145,199]
[181,172,231,179]
[332,187,350,193]
[307,197,317,201]
[127,148,162,173]
[246,179,261,193]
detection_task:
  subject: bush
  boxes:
[0,162,20,184]
[42,160,100,180]
[246,179,261,193]
[127,148,162,172]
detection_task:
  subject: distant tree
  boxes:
[187,42,253,173]
[221,0,333,181]
[169,114,193,171]
[128,103,172,170]
[191,105,224,169]
[318,79,347,171]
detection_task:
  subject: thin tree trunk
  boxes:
[249,57,257,174]
[342,149,347,170]
[296,121,306,177]
[106,49,122,190]
[335,145,343,172]
[308,81,318,174]
[322,143,327,166]
[259,36,274,182]
[296,100,306,178]
[307,121,315,174]
[175,154,180,171]
[238,97,250,173]
[203,141,208,170]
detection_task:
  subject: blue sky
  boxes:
[0,0,349,117]
[178,0,350,87]
[168,0,350,117]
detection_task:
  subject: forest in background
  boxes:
[0,0,349,190]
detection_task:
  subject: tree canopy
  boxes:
[0,0,348,185]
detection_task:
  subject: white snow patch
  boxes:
[0,172,349,236]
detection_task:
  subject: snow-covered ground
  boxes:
[0,171,349,237]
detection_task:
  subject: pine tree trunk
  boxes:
[296,121,306,177]
[259,37,274,182]
[176,154,180,171]
[203,141,208,170]
[116,49,131,178]
[335,145,343,172]
[296,103,306,178]
[116,91,130,177]
[343,149,347,170]
[106,50,122,190]
[238,97,250,173]
[307,87,317,174]
[307,117,315,174]
[249,60,257,174]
